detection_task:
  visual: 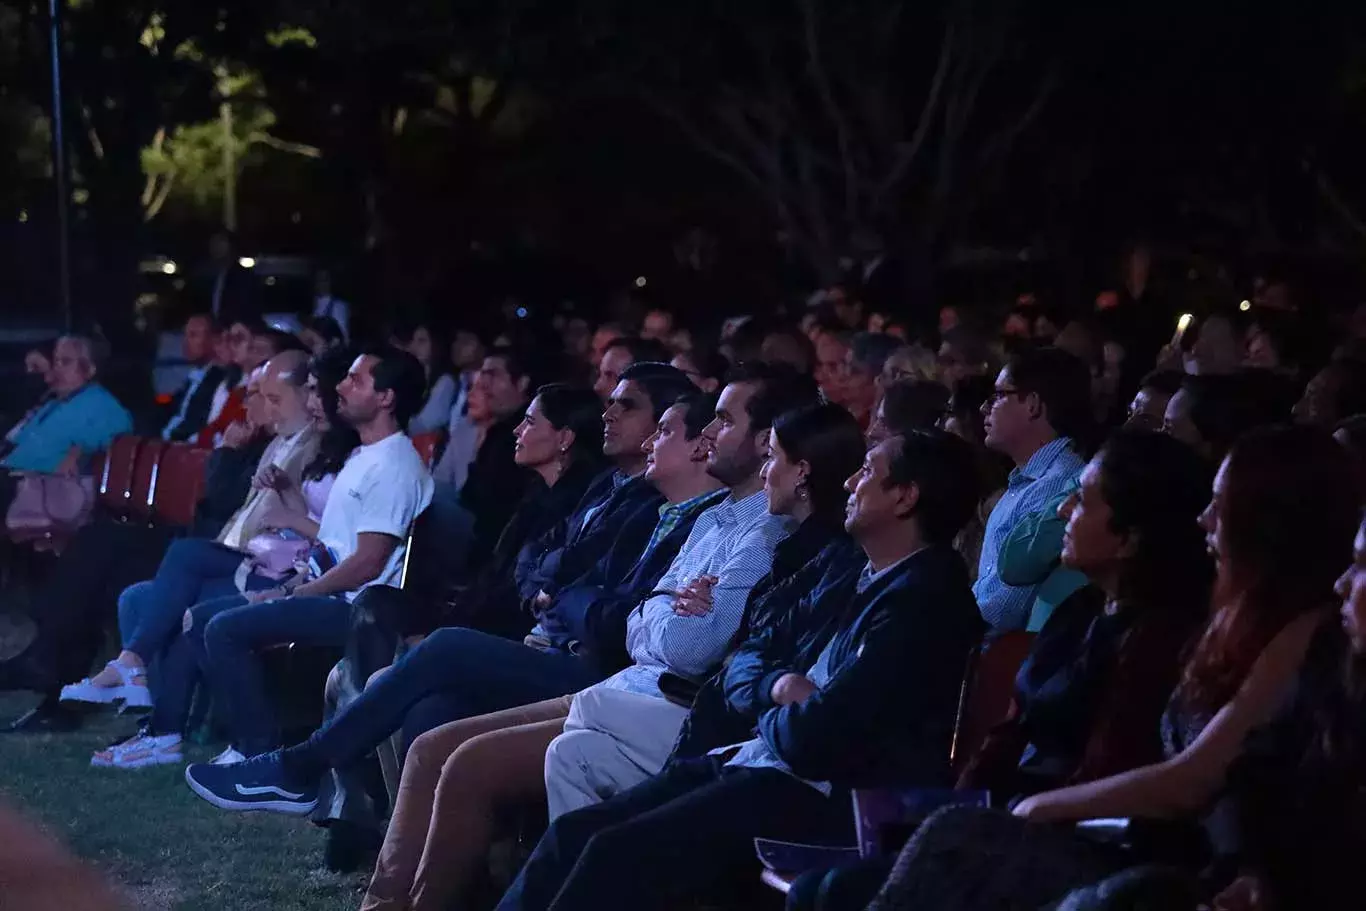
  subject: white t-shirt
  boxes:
[316,431,434,601]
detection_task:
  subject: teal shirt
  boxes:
[996,487,1089,632]
[2,383,132,473]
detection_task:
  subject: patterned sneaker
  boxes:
[91,732,183,769]
[210,746,247,766]
[184,750,319,816]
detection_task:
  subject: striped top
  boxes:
[973,437,1085,632]
[601,489,796,697]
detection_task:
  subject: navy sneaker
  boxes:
[184,750,319,816]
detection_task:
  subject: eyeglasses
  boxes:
[984,387,1024,407]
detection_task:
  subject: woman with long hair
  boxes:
[392,322,458,435]
[865,425,1360,911]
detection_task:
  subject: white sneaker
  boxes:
[211,746,246,766]
[61,660,152,708]
[90,732,183,770]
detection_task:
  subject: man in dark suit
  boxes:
[494,429,985,911]
[158,313,227,441]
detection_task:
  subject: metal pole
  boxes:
[48,0,72,329]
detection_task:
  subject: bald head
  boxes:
[260,349,313,435]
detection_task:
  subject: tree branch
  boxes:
[873,16,954,207]
[255,133,322,158]
[799,0,858,228]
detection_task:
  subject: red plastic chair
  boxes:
[410,431,443,468]
[126,439,168,524]
[949,631,1036,774]
[98,434,143,516]
[152,444,212,527]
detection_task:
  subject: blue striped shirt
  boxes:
[602,489,796,697]
[973,437,1085,632]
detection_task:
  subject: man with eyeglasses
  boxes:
[974,347,1092,631]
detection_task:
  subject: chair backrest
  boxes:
[949,630,1036,774]
[98,434,143,514]
[410,431,443,468]
[127,439,168,523]
[153,443,212,527]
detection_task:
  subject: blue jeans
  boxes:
[194,593,354,756]
[122,537,250,660]
[296,627,603,771]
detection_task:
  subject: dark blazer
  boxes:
[518,471,665,607]
[453,459,603,641]
[671,532,865,761]
[160,364,227,442]
[543,489,726,677]
[737,543,983,791]
[190,433,268,538]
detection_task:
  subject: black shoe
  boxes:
[322,820,383,874]
[3,695,82,733]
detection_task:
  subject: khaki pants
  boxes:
[360,694,575,911]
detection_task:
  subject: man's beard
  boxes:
[705,450,761,488]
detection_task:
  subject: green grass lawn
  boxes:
[0,692,368,910]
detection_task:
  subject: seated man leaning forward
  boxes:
[128,347,433,768]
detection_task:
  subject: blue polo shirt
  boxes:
[2,383,132,473]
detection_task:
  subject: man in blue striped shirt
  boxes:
[542,363,822,818]
[973,348,1092,631]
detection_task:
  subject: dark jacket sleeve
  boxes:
[547,495,661,599]
[191,440,263,537]
[724,546,859,720]
[724,586,822,720]
[758,575,980,788]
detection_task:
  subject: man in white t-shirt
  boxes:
[187,346,433,758]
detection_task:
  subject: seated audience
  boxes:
[107,347,433,768]
[457,347,536,568]
[965,432,1213,800]
[180,379,743,823]
[862,425,1358,911]
[877,343,939,392]
[496,429,984,911]
[792,430,1214,911]
[759,326,816,375]
[937,326,994,389]
[841,333,902,428]
[197,319,301,447]
[593,337,671,403]
[59,351,327,722]
[541,397,859,820]
[391,321,458,435]
[1293,355,1366,429]
[299,315,346,356]
[0,334,132,511]
[1123,369,1182,432]
[813,328,851,406]
[937,376,1010,583]
[157,313,225,442]
[1187,513,1366,911]
[1,341,56,455]
[0,370,276,732]
[314,363,693,870]
[1162,373,1275,464]
[974,347,1092,631]
[867,379,950,446]
[672,340,731,393]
